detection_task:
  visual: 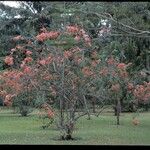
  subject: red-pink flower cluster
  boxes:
[82,67,94,77]
[74,56,83,64]
[117,63,127,70]
[42,103,54,118]
[4,94,16,106]
[13,35,24,41]
[2,70,24,80]
[23,66,32,74]
[0,90,7,98]
[99,67,109,76]
[38,55,53,66]
[91,60,100,67]
[4,56,14,65]
[66,25,79,34]
[74,35,81,41]
[133,82,150,102]
[66,25,91,46]
[24,57,33,63]
[43,74,53,80]
[26,50,32,56]
[79,29,91,46]
[0,70,25,106]
[64,51,73,59]
[36,31,60,42]
[127,83,134,91]
[107,56,117,65]
[117,63,128,78]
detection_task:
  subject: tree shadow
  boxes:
[51,136,82,141]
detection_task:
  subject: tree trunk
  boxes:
[59,97,64,127]
[116,110,120,125]
[61,133,73,140]
[83,95,91,120]
[20,106,28,117]
[116,99,121,125]
[92,98,96,113]
[61,122,74,140]
[144,104,149,111]
[20,109,28,117]
[114,105,117,116]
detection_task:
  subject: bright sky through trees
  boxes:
[0,1,20,8]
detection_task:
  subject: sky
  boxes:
[0,1,20,8]
[0,1,108,26]
[0,1,21,18]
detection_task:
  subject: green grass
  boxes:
[0,107,150,145]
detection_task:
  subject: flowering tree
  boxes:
[1,22,149,139]
[133,82,150,107]
[96,55,133,125]
[0,25,94,139]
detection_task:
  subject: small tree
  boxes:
[133,82,150,109]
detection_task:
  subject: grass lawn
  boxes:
[0,107,150,145]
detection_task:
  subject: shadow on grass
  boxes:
[51,136,82,141]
